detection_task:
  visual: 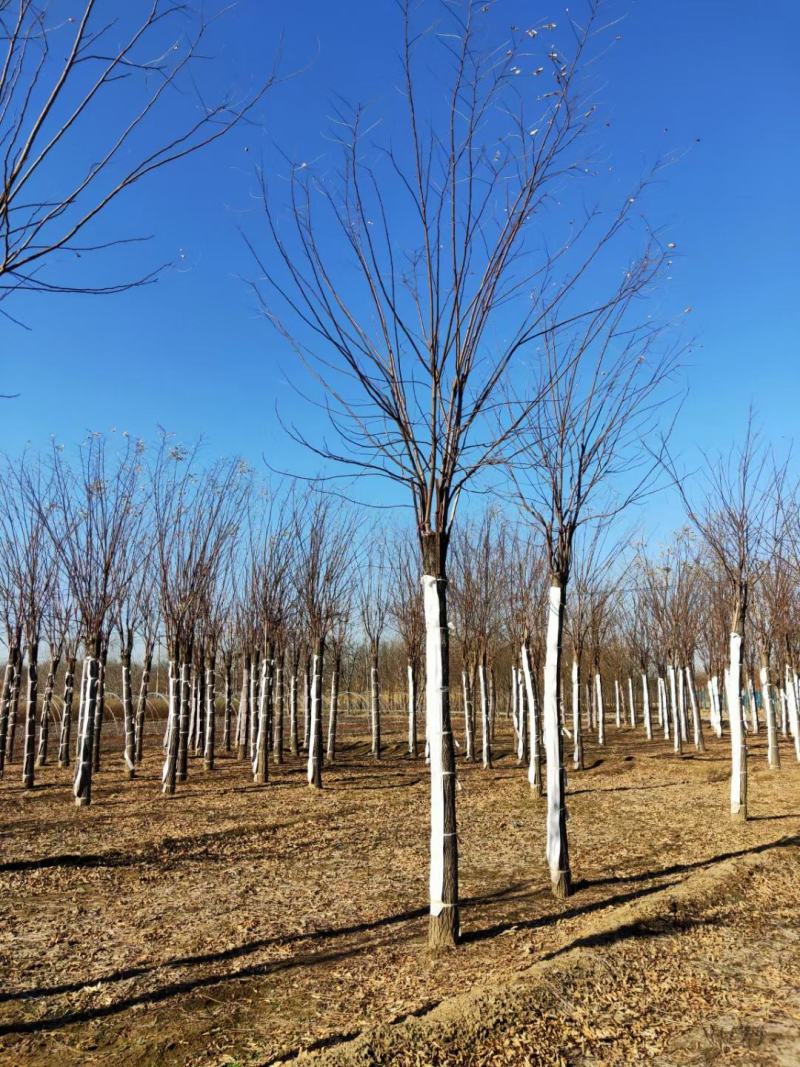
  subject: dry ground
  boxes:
[1,718,798,1066]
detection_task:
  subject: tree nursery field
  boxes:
[2,719,798,1067]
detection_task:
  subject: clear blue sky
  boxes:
[3,0,798,537]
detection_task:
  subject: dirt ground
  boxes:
[1,717,798,1066]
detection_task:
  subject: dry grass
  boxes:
[1,719,798,1066]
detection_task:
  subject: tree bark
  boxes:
[121,649,135,779]
[542,583,571,898]
[74,647,100,806]
[642,672,652,740]
[572,658,583,770]
[521,641,541,794]
[727,628,748,819]
[161,656,180,795]
[370,649,381,761]
[0,655,16,778]
[422,533,459,951]
[134,649,152,766]
[326,654,340,764]
[479,655,492,769]
[307,639,324,789]
[36,657,59,768]
[204,653,217,771]
[760,658,779,770]
[253,647,272,783]
[22,651,38,789]
[222,652,233,753]
[462,667,474,762]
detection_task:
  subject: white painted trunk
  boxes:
[572,658,582,769]
[614,679,621,728]
[760,665,779,770]
[479,662,491,769]
[511,665,519,742]
[642,674,652,740]
[727,633,747,818]
[785,664,800,761]
[543,586,569,895]
[595,672,604,745]
[407,663,416,756]
[712,674,723,737]
[668,666,681,754]
[520,644,538,789]
[462,669,473,762]
[627,676,636,728]
[307,654,320,785]
[423,574,447,920]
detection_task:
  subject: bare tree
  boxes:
[668,413,777,819]
[0,1,274,310]
[359,548,389,762]
[247,0,642,948]
[151,439,244,795]
[510,258,678,896]
[294,493,355,789]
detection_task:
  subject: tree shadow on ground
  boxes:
[460,881,673,946]
[573,834,800,892]
[0,882,528,1011]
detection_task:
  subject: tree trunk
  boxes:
[22,651,38,789]
[253,647,273,783]
[727,629,747,820]
[642,673,652,739]
[542,583,571,898]
[0,656,15,778]
[289,662,299,756]
[177,656,192,783]
[407,660,418,758]
[668,665,682,755]
[6,663,21,762]
[249,650,260,761]
[479,655,492,770]
[58,657,75,768]
[760,658,779,770]
[134,649,152,766]
[627,676,636,728]
[307,639,324,789]
[572,658,583,770]
[237,654,251,760]
[273,655,284,764]
[594,670,605,746]
[302,655,310,752]
[204,653,216,771]
[370,649,381,761]
[686,665,705,753]
[614,678,621,728]
[521,642,541,794]
[92,646,107,773]
[222,653,233,753]
[74,647,100,806]
[36,658,59,768]
[422,533,459,951]
[462,667,474,762]
[326,654,340,764]
[121,649,135,779]
[785,663,800,762]
[161,657,180,795]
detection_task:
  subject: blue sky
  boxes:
[2,0,798,538]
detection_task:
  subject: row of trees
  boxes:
[2,431,798,811]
